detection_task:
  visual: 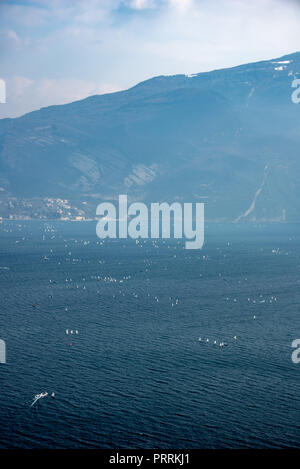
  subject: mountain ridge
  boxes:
[0,51,300,222]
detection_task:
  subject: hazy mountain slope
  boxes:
[0,51,300,221]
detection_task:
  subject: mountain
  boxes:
[1,52,300,221]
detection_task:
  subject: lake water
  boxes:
[0,221,299,448]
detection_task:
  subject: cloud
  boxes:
[13,76,34,98]
[168,0,193,12]
[128,0,157,10]
[1,0,300,117]
[0,76,121,118]
[0,28,24,53]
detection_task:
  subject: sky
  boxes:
[1,0,300,118]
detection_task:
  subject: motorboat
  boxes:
[30,391,48,407]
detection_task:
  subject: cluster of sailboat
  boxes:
[66,329,79,335]
[198,336,238,347]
